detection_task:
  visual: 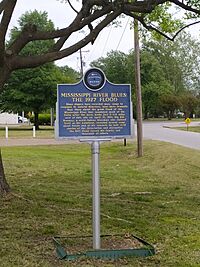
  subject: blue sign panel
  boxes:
[56,69,132,139]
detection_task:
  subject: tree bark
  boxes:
[0,66,11,91]
[0,149,11,196]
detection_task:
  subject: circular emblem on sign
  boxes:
[83,68,105,91]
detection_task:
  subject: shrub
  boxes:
[30,114,55,125]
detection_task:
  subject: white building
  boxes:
[0,112,18,124]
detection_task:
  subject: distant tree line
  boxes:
[91,31,200,120]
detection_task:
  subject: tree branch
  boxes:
[0,0,17,64]
[51,7,113,51]
[4,0,200,57]
[67,0,78,14]
[125,10,200,41]
[11,9,121,70]
[171,0,200,15]
[8,5,113,55]
[124,10,173,40]
[6,24,38,55]
[0,0,17,42]
[171,20,200,40]
[0,0,6,15]
[123,0,167,14]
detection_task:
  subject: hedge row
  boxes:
[30,114,55,125]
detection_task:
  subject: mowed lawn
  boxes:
[173,126,200,133]
[0,141,200,267]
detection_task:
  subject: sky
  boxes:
[8,0,200,72]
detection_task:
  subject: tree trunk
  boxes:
[168,111,172,120]
[0,66,11,92]
[34,112,40,130]
[143,108,148,120]
[0,149,11,196]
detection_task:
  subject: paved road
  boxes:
[143,121,200,150]
[0,121,199,150]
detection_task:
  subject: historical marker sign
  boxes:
[56,68,133,139]
[56,68,133,249]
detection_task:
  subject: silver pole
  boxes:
[91,141,100,249]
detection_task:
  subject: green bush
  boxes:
[30,114,56,125]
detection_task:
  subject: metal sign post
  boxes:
[92,141,100,249]
[80,138,110,250]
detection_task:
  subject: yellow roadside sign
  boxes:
[185,118,191,124]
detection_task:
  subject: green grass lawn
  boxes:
[173,126,200,133]
[0,125,54,138]
[0,141,200,266]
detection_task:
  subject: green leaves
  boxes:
[1,10,78,116]
[91,50,129,84]
[18,10,54,31]
[144,2,184,39]
[9,10,55,56]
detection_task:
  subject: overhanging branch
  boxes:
[123,0,167,14]
[0,0,17,63]
[125,10,200,41]
[0,0,6,14]
[172,20,200,40]
[11,9,121,70]
[0,0,17,39]
[171,0,200,15]
[8,4,113,55]
[67,0,78,14]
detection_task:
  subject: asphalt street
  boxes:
[143,121,200,150]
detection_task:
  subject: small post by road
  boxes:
[50,107,54,126]
[123,138,127,146]
[33,126,36,138]
[5,126,8,139]
[185,118,191,131]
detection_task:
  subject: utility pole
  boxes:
[80,48,84,77]
[79,48,89,77]
[134,19,143,157]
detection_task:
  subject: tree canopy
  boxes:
[0,0,200,89]
[0,10,77,129]
[91,29,200,119]
[142,31,200,94]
